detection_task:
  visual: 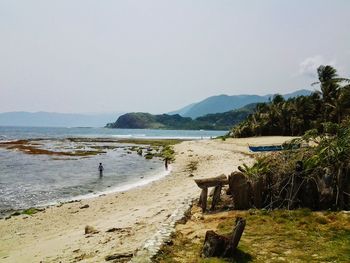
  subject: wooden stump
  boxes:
[211,185,222,210]
[228,217,246,252]
[228,172,251,209]
[202,217,246,258]
[202,230,230,257]
[199,188,208,212]
[250,177,264,208]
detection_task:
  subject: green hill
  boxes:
[106,104,256,130]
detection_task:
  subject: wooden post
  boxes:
[211,185,222,210]
[228,217,246,252]
[228,172,250,209]
[200,188,208,213]
[202,217,246,258]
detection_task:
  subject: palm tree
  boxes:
[312,65,350,121]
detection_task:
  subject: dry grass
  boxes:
[155,205,350,262]
[186,160,199,173]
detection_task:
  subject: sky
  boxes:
[1,0,350,114]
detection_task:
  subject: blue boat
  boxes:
[248,143,300,152]
[248,145,283,152]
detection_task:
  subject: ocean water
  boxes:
[0,126,226,216]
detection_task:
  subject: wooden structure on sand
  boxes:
[194,174,228,212]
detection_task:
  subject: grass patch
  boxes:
[22,207,39,215]
[155,207,350,262]
[186,160,199,173]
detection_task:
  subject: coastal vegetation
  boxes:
[156,66,350,262]
[231,66,350,137]
[226,66,350,211]
[118,138,180,161]
[230,120,350,211]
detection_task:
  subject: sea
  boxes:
[0,126,226,216]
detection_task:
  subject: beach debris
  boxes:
[202,217,246,258]
[106,227,132,233]
[105,252,133,261]
[194,174,228,212]
[84,225,99,235]
[79,204,89,209]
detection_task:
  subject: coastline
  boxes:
[0,136,295,262]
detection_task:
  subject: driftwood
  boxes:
[195,175,228,212]
[105,252,133,261]
[202,217,246,258]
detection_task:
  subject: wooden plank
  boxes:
[195,174,228,189]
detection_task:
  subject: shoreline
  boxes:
[0,136,295,262]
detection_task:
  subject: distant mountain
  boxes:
[106,104,257,130]
[0,111,122,127]
[169,89,313,118]
[196,103,257,128]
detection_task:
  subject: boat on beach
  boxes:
[248,145,283,152]
[248,143,300,152]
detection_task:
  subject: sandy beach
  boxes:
[0,136,295,262]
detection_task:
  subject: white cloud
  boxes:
[298,55,336,78]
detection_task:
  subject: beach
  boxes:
[0,136,294,262]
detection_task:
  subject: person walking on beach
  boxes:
[98,162,104,177]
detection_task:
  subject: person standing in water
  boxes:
[98,163,104,177]
[164,158,169,171]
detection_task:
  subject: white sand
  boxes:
[0,136,295,262]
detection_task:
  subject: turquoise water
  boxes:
[0,126,227,216]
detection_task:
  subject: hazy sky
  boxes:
[1,0,349,114]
